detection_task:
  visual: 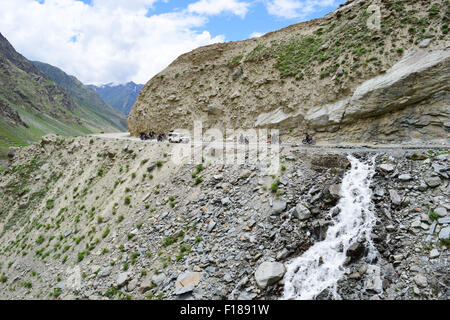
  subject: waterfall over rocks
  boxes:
[283,155,378,300]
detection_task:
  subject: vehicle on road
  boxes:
[302,137,315,145]
[168,132,189,143]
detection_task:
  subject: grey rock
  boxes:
[435,154,448,161]
[432,163,448,178]
[55,282,66,290]
[97,266,112,278]
[152,273,166,286]
[413,274,428,288]
[389,189,402,206]
[366,265,382,293]
[63,229,73,238]
[329,184,340,198]
[207,220,217,232]
[254,261,286,289]
[438,217,450,224]
[429,249,440,259]
[438,226,450,240]
[424,176,442,188]
[293,203,311,220]
[434,207,448,217]
[276,248,290,260]
[374,187,385,197]
[237,291,257,300]
[272,200,287,215]
[221,197,231,206]
[285,154,296,161]
[127,278,138,292]
[398,174,412,181]
[346,242,365,261]
[418,38,432,48]
[116,272,130,287]
[379,164,395,173]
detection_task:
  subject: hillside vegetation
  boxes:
[0,33,126,158]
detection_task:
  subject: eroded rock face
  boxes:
[305,49,450,141]
[0,99,27,127]
[345,50,450,121]
[127,0,449,145]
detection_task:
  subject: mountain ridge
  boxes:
[89,82,144,116]
[0,33,127,157]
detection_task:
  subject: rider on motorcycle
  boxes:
[305,133,313,144]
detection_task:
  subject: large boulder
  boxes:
[424,175,442,188]
[293,203,311,220]
[310,153,350,172]
[116,272,130,288]
[365,265,382,293]
[175,272,202,295]
[439,226,450,241]
[346,242,365,262]
[40,134,57,146]
[7,147,18,159]
[272,200,287,215]
[322,184,340,204]
[254,262,286,289]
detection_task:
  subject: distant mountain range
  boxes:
[89,82,144,115]
[32,61,127,130]
[0,32,127,158]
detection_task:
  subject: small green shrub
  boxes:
[271,179,280,193]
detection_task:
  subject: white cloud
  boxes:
[187,0,251,18]
[266,0,338,19]
[0,0,224,85]
[250,32,266,38]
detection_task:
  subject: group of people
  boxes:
[139,131,166,142]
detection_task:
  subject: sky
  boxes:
[0,0,345,85]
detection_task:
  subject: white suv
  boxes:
[168,132,189,143]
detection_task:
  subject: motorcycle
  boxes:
[302,137,314,145]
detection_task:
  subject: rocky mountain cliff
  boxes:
[128,0,449,144]
[0,33,126,158]
[89,82,144,116]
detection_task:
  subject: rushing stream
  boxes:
[283,155,378,300]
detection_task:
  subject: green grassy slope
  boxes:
[0,33,128,158]
[32,61,127,130]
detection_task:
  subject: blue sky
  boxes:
[0,0,345,84]
[145,0,346,42]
